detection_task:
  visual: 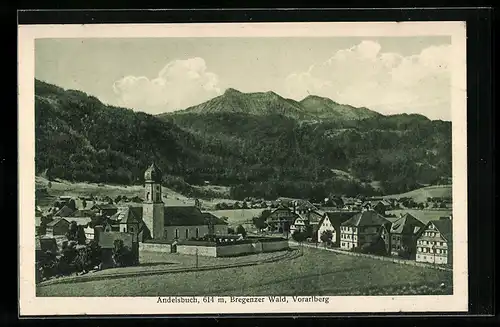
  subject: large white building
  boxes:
[415,218,452,265]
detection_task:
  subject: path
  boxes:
[37,249,301,287]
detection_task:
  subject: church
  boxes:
[110,163,229,243]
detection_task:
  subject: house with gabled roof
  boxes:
[91,203,118,217]
[46,217,70,237]
[265,204,299,235]
[361,200,391,215]
[320,211,359,246]
[389,213,426,259]
[416,217,453,265]
[340,210,392,253]
[53,205,76,218]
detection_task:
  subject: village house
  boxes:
[290,216,308,234]
[416,217,453,265]
[318,211,359,246]
[45,218,70,237]
[91,203,119,217]
[389,213,426,259]
[340,210,392,253]
[361,200,390,215]
[315,214,335,244]
[265,204,299,235]
[53,204,76,217]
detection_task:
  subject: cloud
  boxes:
[285,41,452,120]
[113,57,221,114]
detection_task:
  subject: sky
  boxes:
[35,36,452,120]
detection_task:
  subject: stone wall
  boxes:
[139,242,172,253]
[183,240,290,257]
[177,245,218,257]
[260,240,289,253]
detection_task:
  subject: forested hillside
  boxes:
[35,79,452,201]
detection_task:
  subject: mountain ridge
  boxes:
[160,87,384,122]
[34,78,452,201]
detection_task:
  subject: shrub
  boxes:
[112,239,133,267]
[236,225,247,237]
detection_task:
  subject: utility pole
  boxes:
[195,248,199,268]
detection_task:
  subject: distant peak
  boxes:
[224,88,242,95]
[301,94,337,104]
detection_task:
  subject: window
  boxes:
[156,193,160,202]
[156,186,160,191]
[146,192,150,201]
[196,228,199,238]
[175,229,179,239]
[185,229,189,239]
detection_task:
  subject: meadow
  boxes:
[37,246,452,297]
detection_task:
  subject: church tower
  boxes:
[143,162,165,240]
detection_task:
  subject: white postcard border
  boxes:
[18,21,468,316]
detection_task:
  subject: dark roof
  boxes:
[164,206,207,226]
[430,219,453,243]
[341,210,391,227]
[390,213,425,235]
[46,217,68,227]
[93,203,118,210]
[54,205,75,217]
[202,212,229,225]
[64,217,92,226]
[325,211,359,225]
[111,206,142,224]
[35,237,58,252]
[71,209,97,217]
[316,214,329,228]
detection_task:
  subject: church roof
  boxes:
[202,212,229,225]
[120,204,228,227]
[144,162,162,183]
[164,206,207,226]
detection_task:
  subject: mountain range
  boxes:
[34,79,452,201]
[159,87,382,122]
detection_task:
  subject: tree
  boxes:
[291,230,307,243]
[112,239,132,267]
[236,225,247,237]
[252,209,270,231]
[76,225,87,245]
[320,230,334,246]
[66,221,79,242]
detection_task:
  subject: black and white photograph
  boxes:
[18,21,468,315]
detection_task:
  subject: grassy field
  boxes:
[209,209,265,228]
[37,247,452,297]
[383,185,452,203]
[85,250,291,277]
[35,176,237,210]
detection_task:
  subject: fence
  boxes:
[291,241,452,272]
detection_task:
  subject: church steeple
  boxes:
[143,162,165,240]
[144,162,162,184]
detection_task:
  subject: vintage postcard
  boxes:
[18,21,468,316]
